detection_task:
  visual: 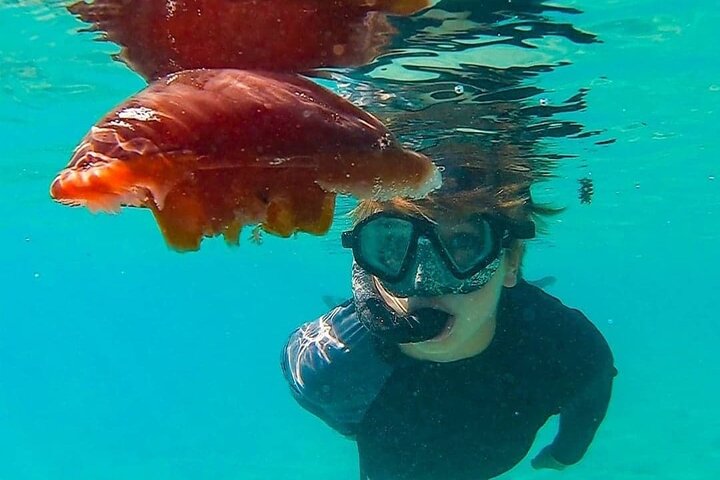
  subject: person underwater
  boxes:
[280,187,617,480]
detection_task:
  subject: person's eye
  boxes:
[386,225,414,243]
[447,233,479,250]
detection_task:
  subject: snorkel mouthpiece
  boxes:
[366,299,451,343]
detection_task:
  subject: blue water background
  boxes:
[1,0,719,478]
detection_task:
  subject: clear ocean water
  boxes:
[1,0,718,479]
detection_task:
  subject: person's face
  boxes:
[377,244,522,363]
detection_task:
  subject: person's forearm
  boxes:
[548,367,615,465]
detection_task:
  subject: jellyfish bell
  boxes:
[50,69,441,251]
[67,0,431,81]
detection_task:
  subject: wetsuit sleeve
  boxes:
[280,300,398,437]
[548,346,617,465]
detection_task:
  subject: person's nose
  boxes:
[411,238,433,288]
[413,262,426,288]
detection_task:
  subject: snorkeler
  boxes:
[280,182,616,479]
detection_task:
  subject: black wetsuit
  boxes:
[282,280,616,480]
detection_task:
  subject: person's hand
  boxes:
[531,446,567,471]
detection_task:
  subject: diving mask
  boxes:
[342,211,534,297]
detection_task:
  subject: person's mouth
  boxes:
[427,314,455,342]
[408,300,455,342]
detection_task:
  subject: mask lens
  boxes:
[436,217,496,275]
[358,216,414,278]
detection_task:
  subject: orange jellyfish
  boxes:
[50,69,441,251]
[67,0,431,80]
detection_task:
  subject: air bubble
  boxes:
[454,85,464,95]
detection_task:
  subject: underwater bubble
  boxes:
[454,85,464,95]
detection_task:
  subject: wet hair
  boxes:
[351,153,562,234]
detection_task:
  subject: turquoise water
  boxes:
[2,1,719,479]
